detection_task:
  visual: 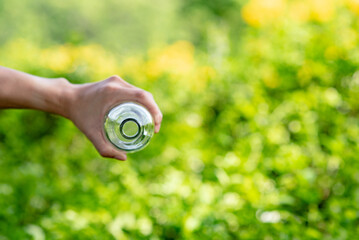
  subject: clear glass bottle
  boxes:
[104,102,154,153]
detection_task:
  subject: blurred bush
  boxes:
[1,0,359,239]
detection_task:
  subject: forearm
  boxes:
[0,66,74,118]
[0,68,162,160]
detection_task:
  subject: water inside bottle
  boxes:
[104,102,154,153]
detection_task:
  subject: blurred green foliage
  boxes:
[1,0,359,239]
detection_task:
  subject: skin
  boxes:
[0,66,163,161]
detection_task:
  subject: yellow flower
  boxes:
[76,45,119,80]
[41,46,72,72]
[148,41,195,77]
[241,0,286,27]
[310,0,336,22]
[120,57,147,83]
[346,0,359,15]
[145,41,215,92]
[289,1,311,23]
[1,39,41,68]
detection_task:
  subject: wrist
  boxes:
[53,78,77,119]
[34,76,77,119]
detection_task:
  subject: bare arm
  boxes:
[0,66,163,161]
[0,66,73,116]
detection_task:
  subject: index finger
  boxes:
[130,90,163,133]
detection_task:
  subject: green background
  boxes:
[1,0,359,239]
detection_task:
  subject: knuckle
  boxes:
[147,91,153,98]
[144,91,153,99]
[134,90,148,99]
[108,75,121,81]
[56,77,69,83]
[103,82,120,93]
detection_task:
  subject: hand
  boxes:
[0,67,159,161]
[65,75,163,161]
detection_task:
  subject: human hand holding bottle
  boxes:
[68,75,163,160]
[0,66,163,161]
